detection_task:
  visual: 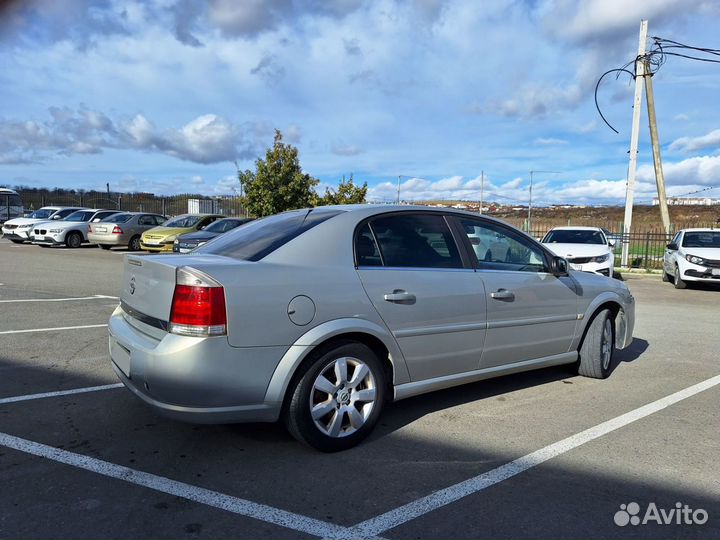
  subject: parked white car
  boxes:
[1,206,84,243]
[662,228,720,289]
[542,226,615,277]
[31,208,121,248]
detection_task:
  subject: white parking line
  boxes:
[0,324,108,335]
[0,294,118,303]
[349,373,720,538]
[0,432,355,539]
[0,384,124,405]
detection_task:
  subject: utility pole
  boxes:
[644,59,672,235]
[528,170,559,232]
[621,20,648,268]
[479,170,484,214]
[396,175,401,204]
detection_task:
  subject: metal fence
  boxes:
[529,228,672,269]
[17,190,248,218]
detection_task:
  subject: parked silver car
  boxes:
[88,212,167,251]
[109,206,635,451]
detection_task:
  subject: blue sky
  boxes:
[1,0,720,205]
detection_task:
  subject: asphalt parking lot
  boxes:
[0,238,718,539]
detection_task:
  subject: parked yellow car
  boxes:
[140,214,224,252]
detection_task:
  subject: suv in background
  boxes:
[31,209,122,248]
[2,206,84,243]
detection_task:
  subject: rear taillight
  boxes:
[169,267,227,337]
[112,226,123,234]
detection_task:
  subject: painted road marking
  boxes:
[0,432,355,539]
[0,324,108,335]
[0,384,124,405]
[349,373,720,538]
[0,294,118,303]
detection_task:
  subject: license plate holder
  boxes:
[110,337,131,377]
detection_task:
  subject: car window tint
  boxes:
[682,231,720,248]
[196,209,345,261]
[154,215,167,225]
[369,214,462,269]
[355,223,382,266]
[55,209,76,218]
[138,215,155,225]
[543,229,605,244]
[105,213,132,223]
[94,211,117,221]
[459,218,547,272]
[672,232,682,246]
[164,215,201,228]
[65,210,94,222]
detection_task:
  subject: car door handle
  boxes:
[490,289,515,301]
[384,290,416,304]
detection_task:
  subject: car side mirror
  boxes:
[52,215,62,220]
[667,242,678,250]
[550,256,569,276]
[608,239,616,247]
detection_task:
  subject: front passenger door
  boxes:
[453,217,580,368]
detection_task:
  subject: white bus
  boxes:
[0,188,24,224]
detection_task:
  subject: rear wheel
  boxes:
[674,264,687,289]
[65,232,82,249]
[99,244,112,250]
[128,235,141,251]
[577,309,614,379]
[284,342,385,452]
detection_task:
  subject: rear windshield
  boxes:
[196,209,344,261]
[682,231,720,248]
[164,215,201,228]
[104,213,133,223]
[542,229,605,245]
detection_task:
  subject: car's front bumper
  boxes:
[682,266,720,282]
[140,241,174,252]
[31,233,65,245]
[108,306,287,423]
[568,259,613,277]
[2,230,32,241]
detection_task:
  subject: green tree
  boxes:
[240,130,319,217]
[319,174,368,205]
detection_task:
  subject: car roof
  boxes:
[678,228,720,233]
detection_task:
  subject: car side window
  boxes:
[368,214,463,269]
[671,232,681,247]
[138,215,154,226]
[355,224,383,266]
[457,218,547,273]
[56,209,75,218]
[154,216,167,226]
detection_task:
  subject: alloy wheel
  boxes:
[601,318,612,371]
[309,356,377,438]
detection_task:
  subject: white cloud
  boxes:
[0,107,255,164]
[191,175,204,184]
[669,129,720,153]
[331,143,364,156]
[534,137,568,146]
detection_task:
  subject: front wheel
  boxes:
[65,232,82,249]
[284,342,386,452]
[577,309,614,379]
[674,264,687,289]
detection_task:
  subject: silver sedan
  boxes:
[109,206,635,452]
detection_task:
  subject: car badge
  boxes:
[129,276,136,295]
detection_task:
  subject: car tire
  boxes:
[10,239,24,244]
[99,244,111,250]
[284,341,386,452]
[661,269,670,282]
[128,235,141,251]
[577,309,614,379]
[673,264,687,289]
[65,232,82,249]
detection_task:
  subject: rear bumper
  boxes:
[108,307,287,423]
[88,233,128,246]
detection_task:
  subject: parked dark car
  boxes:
[173,217,253,253]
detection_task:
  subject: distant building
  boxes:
[652,197,720,206]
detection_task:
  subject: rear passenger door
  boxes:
[355,212,487,381]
